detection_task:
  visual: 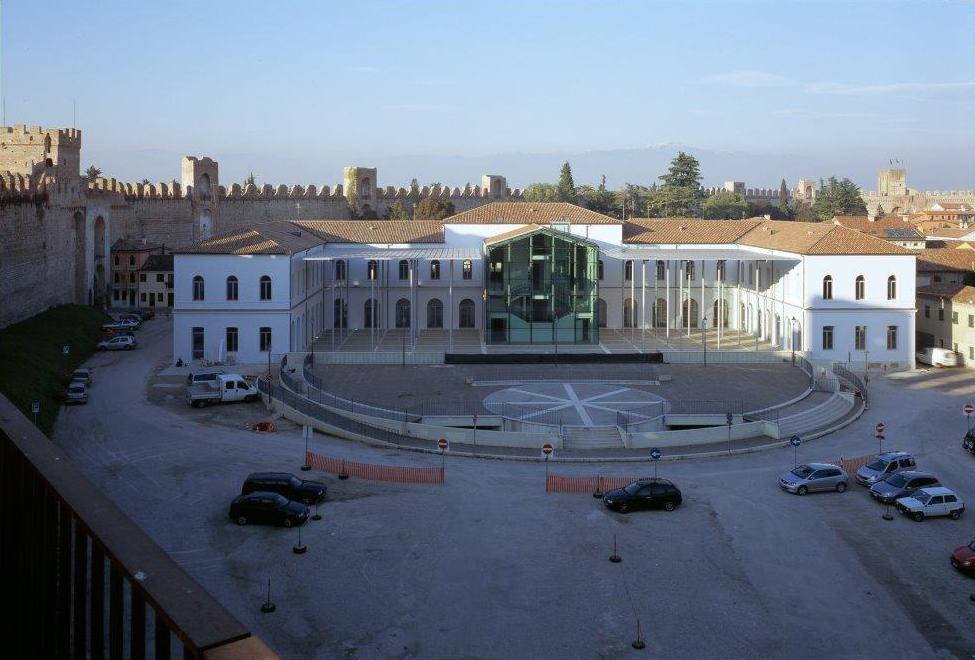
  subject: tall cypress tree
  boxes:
[779,178,791,218]
[556,161,576,203]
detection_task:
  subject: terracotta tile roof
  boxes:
[111,238,162,252]
[738,220,911,255]
[139,254,173,271]
[916,248,975,272]
[294,220,443,244]
[951,286,975,304]
[175,221,325,255]
[916,283,968,299]
[831,215,923,240]
[623,218,760,244]
[924,227,975,239]
[484,224,543,246]
[444,202,620,225]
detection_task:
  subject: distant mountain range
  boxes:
[85,143,974,193]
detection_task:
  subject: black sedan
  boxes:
[602,479,682,513]
[964,429,974,455]
[241,472,327,504]
[229,492,309,527]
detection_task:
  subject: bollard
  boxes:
[592,475,603,499]
[293,523,307,554]
[609,533,621,563]
[260,578,276,613]
[338,458,349,480]
[882,503,894,521]
[312,502,322,521]
[631,619,646,650]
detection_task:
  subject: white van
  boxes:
[916,347,959,367]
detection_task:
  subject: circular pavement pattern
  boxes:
[483,383,669,427]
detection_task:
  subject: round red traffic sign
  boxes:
[876,422,885,434]
[542,443,553,455]
[965,404,973,415]
[438,438,448,451]
[264,373,273,381]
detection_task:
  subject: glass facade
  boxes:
[484,228,599,344]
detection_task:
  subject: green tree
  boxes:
[617,183,653,217]
[414,198,456,221]
[579,175,617,216]
[556,161,576,203]
[778,178,791,218]
[244,172,257,187]
[345,176,358,216]
[747,200,789,220]
[811,176,868,221]
[384,200,411,221]
[85,165,102,180]
[522,183,559,202]
[702,190,749,219]
[645,152,704,217]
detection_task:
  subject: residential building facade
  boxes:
[110,239,164,308]
[138,254,174,308]
[916,284,975,365]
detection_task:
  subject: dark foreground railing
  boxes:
[0,394,279,660]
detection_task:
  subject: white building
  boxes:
[172,203,917,368]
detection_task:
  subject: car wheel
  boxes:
[835,482,847,493]
[124,345,132,351]
[950,510,961,520]
[664,500,676,511]
[797,485,808,496]
[236,516,247,526]
[283,518,294,528]
[913,512,924,522]
[618,503,630,514]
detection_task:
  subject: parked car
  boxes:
[135,308,155,320]
[118,314,142,327]
[895,487,965,522]
[855,452,917,486]
[241,472,327,504]
[186,370,226,386]
[64,382,88,404]
[779,463,848,495]
[963,429,975,455]
[97,335,137,351]
[228,492,309,527]
[950,540,975,577]
[185,373,258,407]
[102,319,138,332]
[105,328,135,339]
[870,471,940,504]
[916,347,958,367]
[71,368,92,385]
[602,479,682,513]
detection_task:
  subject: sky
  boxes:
[3,0,973,189]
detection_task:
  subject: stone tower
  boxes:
[343,166,378,212]
[481,174,507,199]
[181,156,219,239]
[795,178,818,202]
[0,124,81,180]
[878,168,907,196]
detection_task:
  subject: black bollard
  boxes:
[261,578,276,613]
[609,533,621,563]
[293,523,307,554]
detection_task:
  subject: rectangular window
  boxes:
[260,327,272,352]
[954,342,959,352]
[140,293,147,302]
[655,260,665,280]
[939,308,944,321]
[129,273,135,284]
[226,327,238,352]
[924,305,930,318]
[139,273,147,282]
[855,326,866,351]
[157,292,163,302]
[952,311,958,324]
[114,273,120,284]
[157,273,164,283]
[968,314,973,328]
[192,327,204,360]
[113,291,119,301]
[887,326,898,350]
[969,346,973,360]
[822,326,833,350]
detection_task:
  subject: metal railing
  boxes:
[832,362,868,405]
[616,402,667,430]
[0,394,277,660]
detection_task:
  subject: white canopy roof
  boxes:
[305,246,481,261]
[600,246,799,261]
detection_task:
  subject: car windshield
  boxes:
[624,482,643,495]
[73,371,86,377]
[791,465,814,478]
[68,386,84,393]
[864,459,887,471]
[884,474,908,487]
[289,476,302,488]
[271,494,288,506]
[913,492,932,504]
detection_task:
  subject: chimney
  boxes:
[867,213,877,222]
[763,214,771,220]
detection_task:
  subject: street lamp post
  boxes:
[702,315,708,367]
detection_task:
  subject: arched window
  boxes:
[335,260,346,281]
[395,298,411,328]
[887,275,896,300]
[199,173,212,197]
[597,298,607,328]
[712,299,729,327]
[364,299,379,328]
[360,177,371,198]
[623,298,637,328]
[114,255,119,266]
[655,260,665,280]
[226,275,238,301]
[654,298,667,327]
[333,298,347,328]
[459,299,475,328]
[462,259,473,280]
[260,275,272,300]
[598,260,604,281]
[855,275,865,300]
[192,275,204,301]
[398,260,409,280]
[681,299,699,328]
[367,260,378,281]
[684,261,695,281]
[624,260,633,281]
[430,260,441,280]
[427,298,444,328]
[822,275,833,300]
[129,255,135,267]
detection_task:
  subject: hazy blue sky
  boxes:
[3,0,973,188]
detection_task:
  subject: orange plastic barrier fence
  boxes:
[545,475,650,494]
[306,451,444,484]
[835,454,875,475]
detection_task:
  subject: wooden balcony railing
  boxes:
[0,394,279,660]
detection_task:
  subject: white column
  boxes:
[449,258,454,351]
[665,260,670,338]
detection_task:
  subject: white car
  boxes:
[915,347,958,367]
[97,335,137,351]
[64,382,88,404]
[895,486,965,522]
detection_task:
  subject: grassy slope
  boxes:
[0,305,110,435]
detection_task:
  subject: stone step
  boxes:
[562,425,625,449]
[777,394,853,439]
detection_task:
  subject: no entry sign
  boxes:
[542,443,553,456]
[438,438,448,451]
[876,422,885,435]
[965,404,973,415]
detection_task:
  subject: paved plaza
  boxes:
[483,383,668,426]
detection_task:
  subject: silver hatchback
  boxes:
[780,463,849,495]
[854,452,916,486]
